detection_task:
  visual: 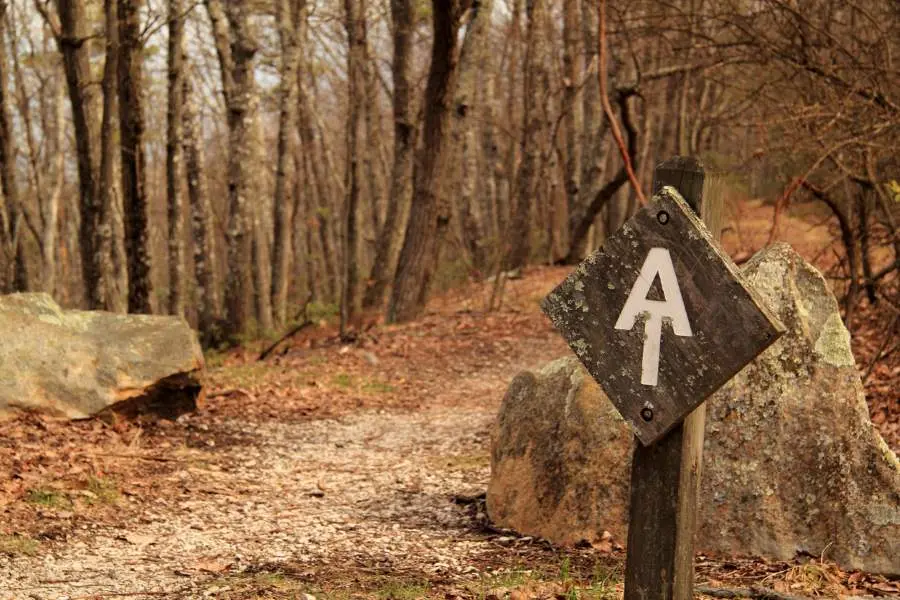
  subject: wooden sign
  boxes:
[542,185,784,445]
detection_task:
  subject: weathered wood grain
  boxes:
[624,159,714,600]
[541,185,783,445]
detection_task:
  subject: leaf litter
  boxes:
[0,259,895,599]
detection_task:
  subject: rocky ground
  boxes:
[0,202,897,599]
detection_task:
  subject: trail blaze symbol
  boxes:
[541,186,784,445]
[614,247,692,386]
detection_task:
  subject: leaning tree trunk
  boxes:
[271,0,306,329]
[564,94,638,263]
[362,0,414,310]
[118,0,154,314]
[166,0,186,317]
[386,0,463,323]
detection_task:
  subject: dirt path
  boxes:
[0,273,573,599]
[0,374,528,599]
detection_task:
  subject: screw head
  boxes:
[657,211,670,225]
[640,407,654,422]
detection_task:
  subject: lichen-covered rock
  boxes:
[487,243,900,575]
[0,293,205,420]
[487,357,633,544]
[701,242,899,574]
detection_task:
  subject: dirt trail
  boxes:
[0,272,570,600]
[0,376,526,599]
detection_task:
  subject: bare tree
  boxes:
[387,0,468,323]
[183,66,220,333]
[0,0,25,292]
[8,5,64,295]
[118,0,154,313]
[206,0,260,336]
[341,0,367,334]
[167,0,187,317]
[505,0,549,270]
[38,0,105,307]
[362,0,414,309]
[271,0,307,329]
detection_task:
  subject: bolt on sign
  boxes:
[542,185,784,445]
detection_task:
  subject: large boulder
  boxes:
[487,243,900,575]
[702,243,899,574]
[488,357,633,544]
[0,293,205,420]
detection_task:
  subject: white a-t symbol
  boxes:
[614,247,693,386]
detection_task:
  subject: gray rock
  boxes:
[487,356,633,545]
[701,242,899,574]
[487,243,900,575]
[0,293,205,420]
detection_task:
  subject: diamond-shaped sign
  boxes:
[542,186,785,445]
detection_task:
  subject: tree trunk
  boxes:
[166,0,186,317]
[0,0,22,293]
[98,0,125,312]
[271,0,307,329]
[856,187,877,304]
[453,0,495,273]
[505,0,548,270]
[341,0,366,334]
[206,0,260,337]
[118,0,154,314]
[498,0,523,240]
[183,67,220,333]
[297,69,338,301]
[564,94,637,263]
[572,0,610,260]
[362,0,415,309]
[562,0,583,253]
[291,149,314,302]
[42,85,64,298]
[251,202,273,334]
[47,0,103,307]
[386,0,462,323]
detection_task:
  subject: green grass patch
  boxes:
[24,488,70,509]
[0,534,39,557]
[203,571,310,599]
[475,568,533,595]
[331,374,395,394]
[333,373,353,388]
[361,380,395,394]
[86,476,120,505]
[306,301,339,322]
[430,452,489,471]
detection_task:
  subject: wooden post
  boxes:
[542,154,780,599]
[624,157,723,600]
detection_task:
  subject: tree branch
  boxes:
[598,0,644,206]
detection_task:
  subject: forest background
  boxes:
[0,0,896,346]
